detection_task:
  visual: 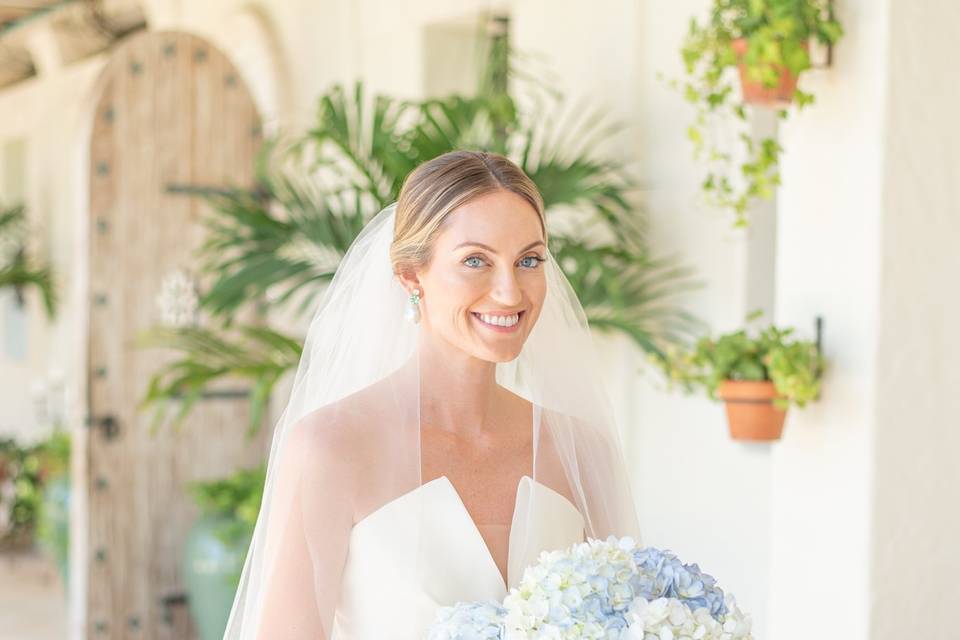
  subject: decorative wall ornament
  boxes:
[155,268,200,328]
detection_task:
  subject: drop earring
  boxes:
[405,288,421,324]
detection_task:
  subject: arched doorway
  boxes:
[83,30,267,639]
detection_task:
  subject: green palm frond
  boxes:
[405,93,517,159]
[0,204,24,232]
[0,204,57,319]
[137,325,302,438]
[550,236,706,364]
[166,141,368,320]
[513,92,647,247]
[306,82,417,208]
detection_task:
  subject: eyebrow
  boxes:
[454,240,546,254]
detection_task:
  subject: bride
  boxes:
[222,150,642,639]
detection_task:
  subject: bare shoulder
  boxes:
[288,377,415,485]
[288,379,418,523]
[289,385,392,463]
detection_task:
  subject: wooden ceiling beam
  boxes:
[0,1,68,29]
[0,0,147,88]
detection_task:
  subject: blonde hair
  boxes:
[390,150,545,276]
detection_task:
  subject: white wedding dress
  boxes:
[329,474,586,639]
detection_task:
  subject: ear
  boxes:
[396,269,422,296]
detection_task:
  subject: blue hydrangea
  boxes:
[427,600,506,640]
[629,546,729,619]
[425,537,749,640]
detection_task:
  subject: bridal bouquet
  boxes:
[426,536,753,640]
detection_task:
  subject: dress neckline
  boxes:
[436,474,526,591]
[351,474,582,592]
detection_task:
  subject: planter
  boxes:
[37,474,70,589]
[183,513,251,640]
[717,379,787,441]
[731,38,807,107]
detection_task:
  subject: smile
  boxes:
[471,310,524,332]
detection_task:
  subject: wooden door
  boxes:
[85,30,267,639]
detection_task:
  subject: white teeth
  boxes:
[477,312,519,327]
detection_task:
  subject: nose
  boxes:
[490,266,523,307]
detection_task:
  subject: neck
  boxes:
[413,329,501,436]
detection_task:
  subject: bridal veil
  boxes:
[222,178,642,639]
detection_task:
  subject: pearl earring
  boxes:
[405,288,421,324]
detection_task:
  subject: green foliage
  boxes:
[0,429,70,549]
[35,429,71,565]
[137,325,303,437]
[661,309,825,409]
[555,237,702,361]
[0,203,58,318]
[140,58,705,435]
[287,77,703,351]
[33,429,70,478]
[670,0,843,227]
[185,463,266,551]
[168,141,370,321]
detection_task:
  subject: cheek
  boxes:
[429,270,486,316]
[523,277,547,326]
[526,274,547,308]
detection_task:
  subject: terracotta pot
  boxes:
[717,379,788,441]
[731,38,807,107]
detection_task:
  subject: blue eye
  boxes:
[464,256,485,268]
[520,255,545,269]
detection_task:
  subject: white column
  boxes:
[769,0,890,637]
[869,1,960,636]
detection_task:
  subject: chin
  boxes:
[488,350,522,364]
[476,343,524,364]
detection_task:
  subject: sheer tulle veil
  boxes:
[222,198,642,638]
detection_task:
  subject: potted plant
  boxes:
[34,429,71,588]
[182,463,265,640]
[729,36,808,107]
[670,0,843,227]
[0,437,39,551]
[0,430,70,560]
[662,311,825,441]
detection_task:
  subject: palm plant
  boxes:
[0,204,57,318]
[138,325,303,437]
[141,39,705,436]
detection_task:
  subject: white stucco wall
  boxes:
[0,55,107,445]
[870,1,960,636]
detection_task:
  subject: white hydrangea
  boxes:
[623,593,753,640]
[427,536,754,640]
[502,536,640,639]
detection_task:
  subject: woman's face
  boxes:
[411,189,547,363]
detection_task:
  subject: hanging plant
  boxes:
[669,0,843,227]
[659,309,826,441]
